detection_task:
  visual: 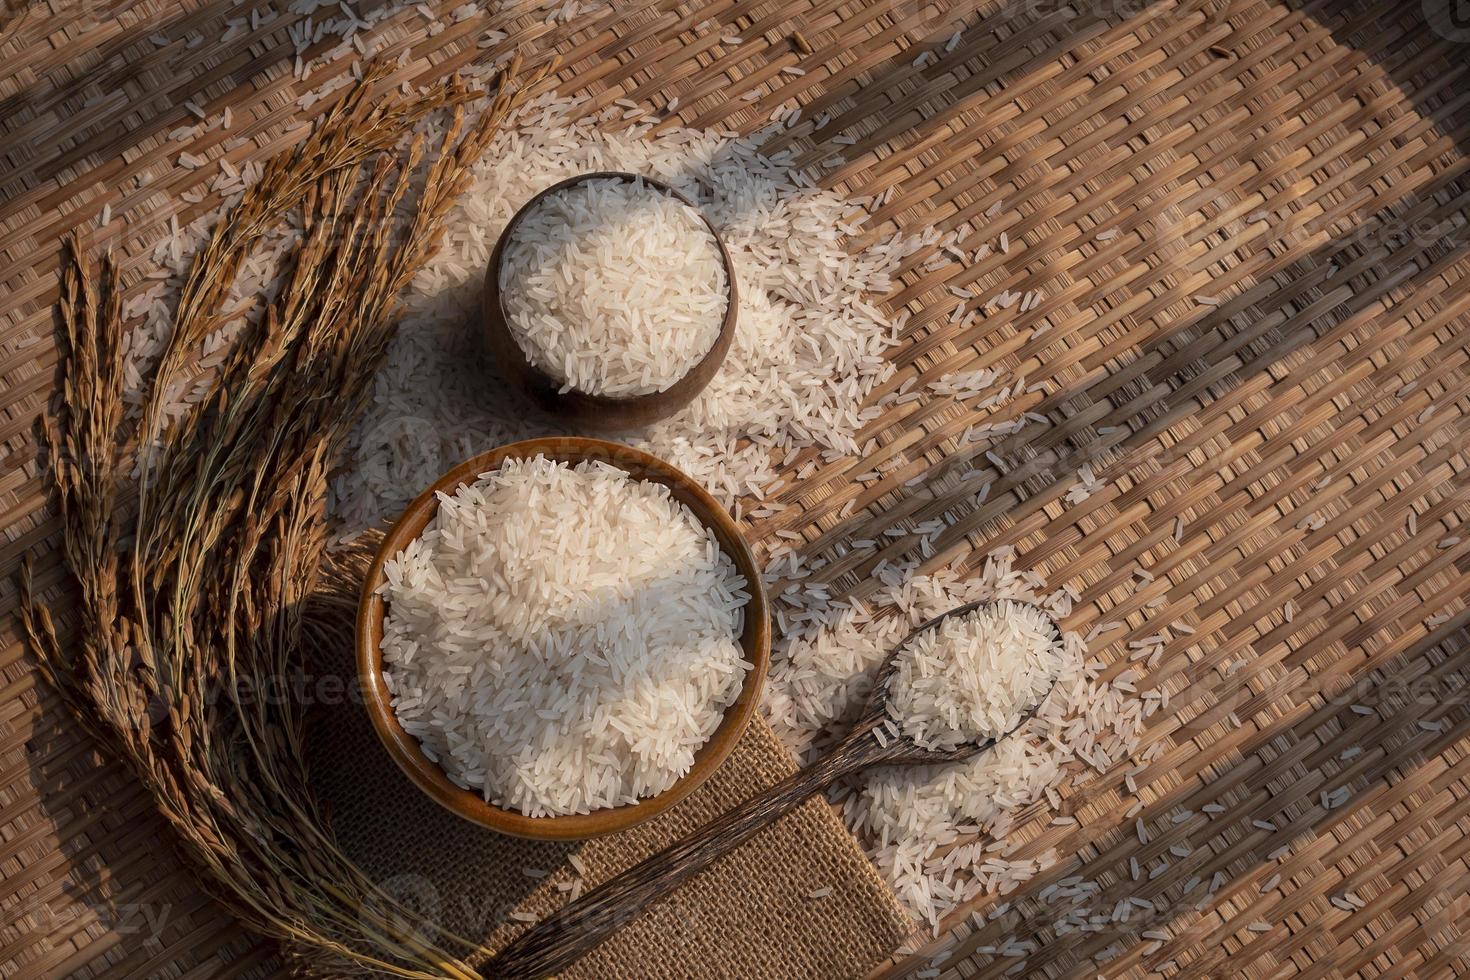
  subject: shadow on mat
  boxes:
[787,0,1470,975]
[303,605,581,962]
[0,0,423,193]
[21,691,278,977]
[942,626,1470,977]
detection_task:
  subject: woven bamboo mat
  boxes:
[4,0,1470,976]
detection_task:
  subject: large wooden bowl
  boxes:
[355,437,770,840]
[482,171,739,431]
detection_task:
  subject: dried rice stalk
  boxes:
[21,56,554,977]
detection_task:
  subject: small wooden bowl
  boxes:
[482,171,739,431]
[355,437,770,840]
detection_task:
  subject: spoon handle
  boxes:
[487,735,882,979]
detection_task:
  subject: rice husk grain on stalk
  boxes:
[19,55,555,977]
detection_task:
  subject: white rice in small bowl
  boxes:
[497,175,730,397]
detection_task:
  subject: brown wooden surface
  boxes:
[3,0,1470,977]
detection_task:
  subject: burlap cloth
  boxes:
[304,544,915,979]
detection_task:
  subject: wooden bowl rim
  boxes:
[481,171,740,429]
[355,437,771,840]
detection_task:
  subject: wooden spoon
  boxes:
[487,598,1062,979]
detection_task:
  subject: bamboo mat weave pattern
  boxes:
[4,0,1470,977]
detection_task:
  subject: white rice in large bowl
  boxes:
[498,176,729,397]
[377,454,752,817]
